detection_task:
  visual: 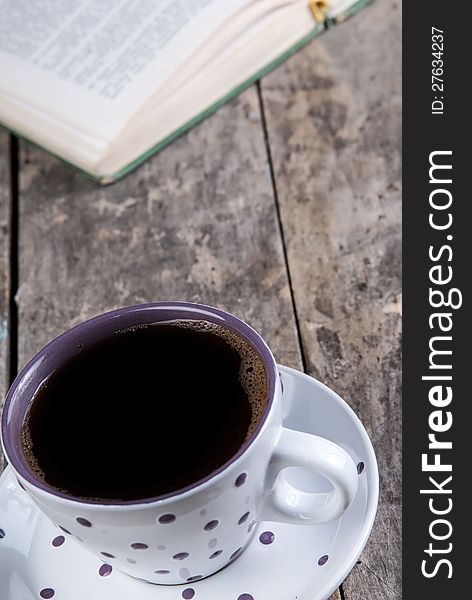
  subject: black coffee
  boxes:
[21,320,268,501]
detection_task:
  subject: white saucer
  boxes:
[0,365,378,600]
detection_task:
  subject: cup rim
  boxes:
[1,302,278,507]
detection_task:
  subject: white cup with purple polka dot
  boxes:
[1,302,359,585]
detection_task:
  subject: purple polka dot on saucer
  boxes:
[158,513,176,524]
[259,531,275,545]
[40,590,55,599]
[238,595,254,600]
[235,473,247,487]
[99,564,113,577]
[76,517,92,527]
[357,461,365,474]
[155,570,170,574]
[209,550,223,559]
[131,542,148,550]
[318,554,329,566]
[204,520,219,531]
[52,536,65,547]
[127,558,136,564]
[0,529,5,539]
[182,589,195,599]
[101,552,115,559]
[173,552,189,560]
[187,575,203,582]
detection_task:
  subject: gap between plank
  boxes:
[8,135,19,385]
[256,81,308,373]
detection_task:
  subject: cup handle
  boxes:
[259,427,359,525]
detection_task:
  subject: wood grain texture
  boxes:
[17,87,301,372]
[259,0,401,597]
[0,132,11,472]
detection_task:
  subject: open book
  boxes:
[0,0,369,184]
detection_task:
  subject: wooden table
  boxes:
[0,0,401,597]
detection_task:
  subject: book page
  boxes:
[0,0,250,140]
[101,0,314,175]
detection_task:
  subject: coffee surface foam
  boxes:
[171,319,269,441]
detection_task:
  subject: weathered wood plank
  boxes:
[259,0,401,598]
[17,87,301,384]
[0,132,11,472]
